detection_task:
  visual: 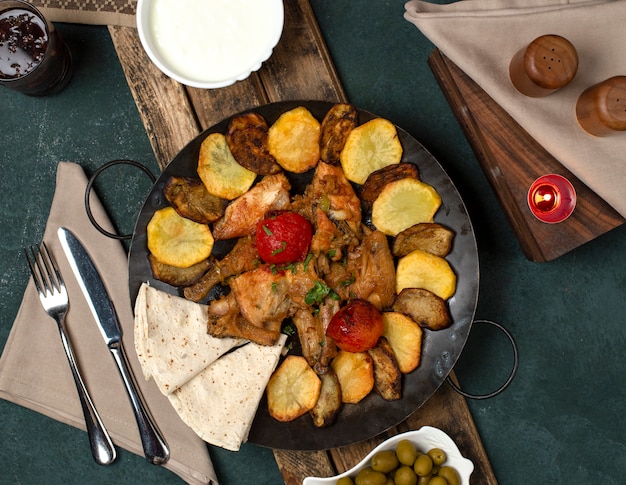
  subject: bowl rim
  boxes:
[136,0,284,89]
[302,426,474,485]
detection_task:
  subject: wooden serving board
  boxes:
[428,49,625,262]
[108,2,496,483]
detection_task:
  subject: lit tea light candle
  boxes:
[527,174,576,223]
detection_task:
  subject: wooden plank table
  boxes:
[109,1,496,483]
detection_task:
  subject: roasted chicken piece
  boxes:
[212,173,291,240]
[230,266,292,330]
[183,236,258,302]
[207,293,281,346]
[326,228,396,310]
[292,162,362,257]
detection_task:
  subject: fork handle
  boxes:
[109,342,170,465]
[56,317,117,466]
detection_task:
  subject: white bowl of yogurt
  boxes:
[136,0,284,89]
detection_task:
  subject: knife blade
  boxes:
[58,227,170,465]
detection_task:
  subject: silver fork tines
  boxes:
[24,242,117,466]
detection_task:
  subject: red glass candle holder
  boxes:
[527,174,576,223]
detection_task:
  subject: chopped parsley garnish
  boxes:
[305,280,339,305]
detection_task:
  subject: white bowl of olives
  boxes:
[303,426,474,485]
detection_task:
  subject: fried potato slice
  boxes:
[396,249,457,300]
[372,178,442,236]
[226,112,282,175]
[268,106,321,173]
[163,176,228,224]
[393,287,452,331]
[148,253,213,287]
[267,355,322,422]
[340,118,403,185]
[360,163,420,208]
[331,350,374,404]
[367,337,402,401]
[197,132,256,200]
[319,103,358,165]
[392,222,455,258]
[309,369,342,428]
[147,207,214,268]
[382,312,423,374]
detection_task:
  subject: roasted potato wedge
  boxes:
[393,287,452,331]
[331,350,374,404]
[309,370,342,428]
[396,249,457,300]
[340,117,402,185]
[392,222,455,258]
[360,162,420,208]
[226,112,282,175]
[367,337,402,401]
[382,312,423,374]
[266,355,322,422]
[147,207,214,268]
[163,176,228,225]
[197,132,256,200]
[148,253,213,287]
[319,103,358,165]
[372,178,442,237]
[268,106,321,173]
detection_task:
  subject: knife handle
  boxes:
[109,343,170,465]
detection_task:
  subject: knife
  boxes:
[58,227,170,465]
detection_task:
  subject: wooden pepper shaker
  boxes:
[509,34,578,97]
[576,76,626,136]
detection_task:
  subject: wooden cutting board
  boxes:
[428,50,625,262]
[108,2,496,483]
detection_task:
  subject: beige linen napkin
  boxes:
[30,0,137,27]
[0,162,217,485]
[405,0,626,218]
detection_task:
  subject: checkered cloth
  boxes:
[30,0,137,27]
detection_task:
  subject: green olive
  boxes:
[417,475,433,485]
[385,478,395,485]
[396,440,418,466]
[426,477,447,485]
[355,468,387,485]
[437,466,460,485]
[337,477,355,485]
[394,465,418,485]
[427,448,446,466]
[371,450,399,474]
[413,454,433,477]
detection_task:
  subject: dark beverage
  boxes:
[0,1,72,95]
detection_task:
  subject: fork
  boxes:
[24,242,117,466]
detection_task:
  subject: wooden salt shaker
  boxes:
[576,76,626,136]
[509,34,578,97]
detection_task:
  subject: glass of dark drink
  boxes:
[0,0,72,96]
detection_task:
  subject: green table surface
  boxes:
[1,2,625,484]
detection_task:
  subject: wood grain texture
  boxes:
[110,4,495,484]
[108,25,200,170]
[428,49,625,262]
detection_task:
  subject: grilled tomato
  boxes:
[326,299,383,353]
[256,211,313,264]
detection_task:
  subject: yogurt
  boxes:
[147,0,283,86]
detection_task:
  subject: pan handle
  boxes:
[447,319,519,400]
[84,160,157,240]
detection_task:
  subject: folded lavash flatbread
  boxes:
[134,282,287,450]
[134,282,244,395]
[167,333,287,451]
